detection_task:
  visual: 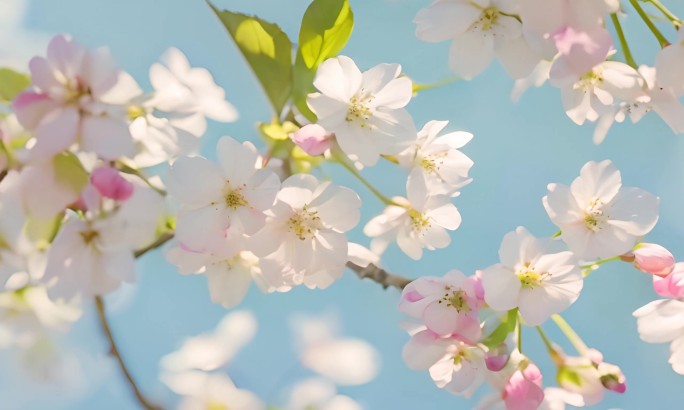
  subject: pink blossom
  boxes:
[13,35,141,162]
[90,167,134,201]
[399,270,482,343]
[503,362,544,410]
[550,26,612,80]
[633,243,675,278]
[290,124,332,156]
[653,263,684,298]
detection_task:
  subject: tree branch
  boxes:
[346,261,412,290]
[95,296,164,410]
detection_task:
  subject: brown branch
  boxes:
[95,296,164,410]
[346,261,412,290]
[134,232,174,258]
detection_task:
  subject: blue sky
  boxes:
[3,0,684,408]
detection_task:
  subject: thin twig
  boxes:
[134,233,174,258]
[95,296,163,410]
[346,261,412,290]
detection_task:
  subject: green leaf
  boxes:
[299,0,353,69]
[0,68,30,103]
[293,0,354,121]
[209,3,293,115]
[53,152,89,195]
[482,309,518,348]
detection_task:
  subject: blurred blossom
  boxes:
[291,313,380,386]
[288,378,362,410]
[161,310,257,373]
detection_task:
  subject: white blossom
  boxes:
[480,227,583,325]
[307,56,416,166]
[543,160,659,261]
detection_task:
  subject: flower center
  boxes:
[127,105,146,121]
[438,289,472,313]
[479,7,500,31]
[583,198,608,232]
[408,208,431,233]
[288,205,322,240]
[346,92,373,126]
[205,403,228,410]
[577,69,604,92]
[224,188,248,210]
[80,229,100,245]
[517,263,549,289]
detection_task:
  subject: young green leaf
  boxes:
[209,3,293,115]
[0,68,30,103]
[293,0,354,122]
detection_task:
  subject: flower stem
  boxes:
[536,325,564,365]
[95,296,163,410]
[551,314,588,355]
[332,151,397,206]
[580,255,620,271]
[611,14,638,68]
[647,0,682,28]
[630,0,670,47]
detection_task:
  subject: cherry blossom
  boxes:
[307,55,416,166]
[288,378,362,410]
[43,183,164,298]
[166,136,280,252]
[166,235,268,308]
[653,263,684,299]
[249,174,360,289]
[399,270,482,342]
[398,120,473,196]
[633,299,684,375]
[655,29,684,95]
[163,372,264,410]
[480,227,583,326]
[13,35,140,161]
[543,160,659,261]
[632,243,675,278]
[290,124,332,156]
[364,174,461,260]
[127,47,238,168]
[403,327,487,397]
[414,0,540,79]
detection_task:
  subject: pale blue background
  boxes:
[3,0,684,408]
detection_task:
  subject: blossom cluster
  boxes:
[0,34,235,370]
[414,0,684,142]
[398,160,662,409]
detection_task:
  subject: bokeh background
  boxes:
[2,0,684,408]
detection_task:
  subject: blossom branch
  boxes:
[346,261,412,290]
[95,296,164,410]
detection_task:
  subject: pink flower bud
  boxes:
[598,363,626,394]
[653,263,684,298]
[633,243,675,277]
[90,167,134,201]
[290,124,332,156]
[485,344,510,372]
[503,362,545,410]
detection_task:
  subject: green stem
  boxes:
[332,152,397,206]
[611,14,638,68]
[581,255,620,270]
[551,230,562,239]
[116,162,167,196]
[551,314,588,355]
[630,0,670,47]
[517,313,523,352]
[647,0,682,28]
[535,326,554,352]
